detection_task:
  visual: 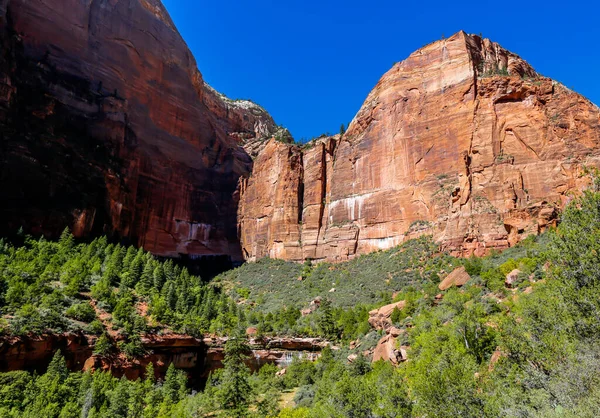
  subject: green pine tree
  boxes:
[318,298,336,339]
[219,335,253,415]
[153,265,166,290]
[58,227,74,254]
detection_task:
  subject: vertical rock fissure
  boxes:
[353,226,360,257]
[297,149,304,226]
[315,144,328,246]
[463,99,479,209]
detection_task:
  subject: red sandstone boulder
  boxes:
[368,301,406,330]
[439,267,471,291]
[388,327,405,338]
[372,335,408,365]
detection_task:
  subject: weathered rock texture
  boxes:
[0,0,277,261]
[0,333,323,385]
[372,334,407,365]
[239,31,600,261]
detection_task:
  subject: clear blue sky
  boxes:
[162,0,599,141]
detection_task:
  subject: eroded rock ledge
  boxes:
[0,333,325,385]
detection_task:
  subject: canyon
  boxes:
[0,0,599,266]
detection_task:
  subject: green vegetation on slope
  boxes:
[4,183,600,416]
[217,236,458,310]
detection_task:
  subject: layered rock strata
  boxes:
[239,31,600,261]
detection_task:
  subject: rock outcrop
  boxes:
[368,301,406,331]
[0,333,323,385]
[239,31,600,262]
[0,0,277,262]
[372,334,407,365]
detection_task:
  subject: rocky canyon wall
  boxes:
[0,0,277,261]
[2,2,599,266]
[239,31,600,261]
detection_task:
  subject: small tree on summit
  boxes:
[340,123,346,136]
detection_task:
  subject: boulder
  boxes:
[301,297,322,316]
[388,327,405,338]
[505,269,521,288]
[439,267,471,291]
[372,335,408,365]
[368,301,406,330]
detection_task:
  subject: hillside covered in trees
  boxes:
[2,184,600,416]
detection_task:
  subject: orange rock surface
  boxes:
[439,266,471,290]
[368,301,406,330]
[239,31,600,262]
[372,334,407,365]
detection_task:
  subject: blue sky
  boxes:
[162,0,600,141]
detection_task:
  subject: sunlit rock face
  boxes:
[239,31,600,262]
[1,5,599,266]
[0,0,276,261]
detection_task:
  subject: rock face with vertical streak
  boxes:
[1,6,599,266]
[238,31,600,262]
[0,0,277,261]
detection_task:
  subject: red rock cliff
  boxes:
[0,0,277,261]
[239,31,600,261]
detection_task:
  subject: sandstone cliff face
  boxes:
[0,0,276,261]
[239,31,600,261]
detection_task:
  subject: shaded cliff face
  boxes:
[0,0,276,261]
[239,32,600,261]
